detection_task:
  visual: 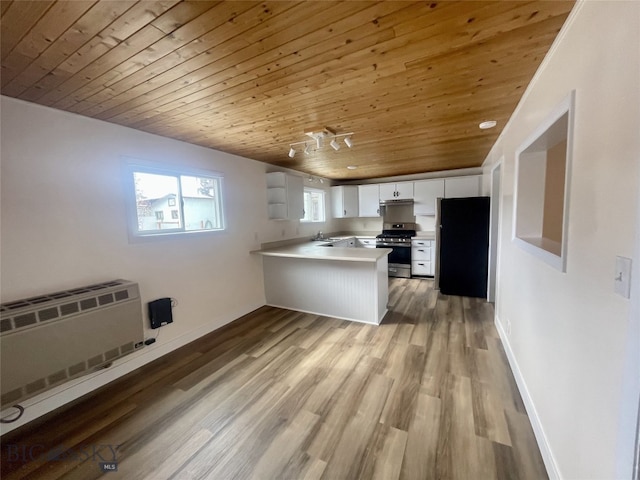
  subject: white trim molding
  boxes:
[495,314,561,480]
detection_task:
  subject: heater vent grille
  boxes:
[1,280,134,335]
[1,280,144,409]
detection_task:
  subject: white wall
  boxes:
[0,96,337,433]
[482,2,640,479]
[337,214,436,234]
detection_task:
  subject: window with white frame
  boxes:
[302,188,325,223]
[126,164,224,238]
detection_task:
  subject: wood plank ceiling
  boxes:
[1,1,575,180]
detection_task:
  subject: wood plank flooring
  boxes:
[0,278,547,480]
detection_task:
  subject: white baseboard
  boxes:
[0,302,264,436]
[494,315,561,480]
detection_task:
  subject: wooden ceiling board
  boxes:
[107,9,565,137]
[0,0,575,180]
[89,1,409,122]
[69,1,336,115]
[2,1,138,97]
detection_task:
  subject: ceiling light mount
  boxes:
[479,120,497,130]
[287,127,354,158]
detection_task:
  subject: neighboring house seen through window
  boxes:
[127,163,225,238]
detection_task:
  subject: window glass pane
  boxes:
[128,164,225,239]
[180,175,223,231]
[303,189,325,222]
[133,172,182,232]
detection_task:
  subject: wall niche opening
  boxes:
[514,91,575,272]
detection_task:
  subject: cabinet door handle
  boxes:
[344,210,346,216]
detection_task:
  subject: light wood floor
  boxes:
[1,278,547,480]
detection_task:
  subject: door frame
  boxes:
[487,159,503,302]
[618,163,640,479]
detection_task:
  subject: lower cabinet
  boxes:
[412,238,435,276]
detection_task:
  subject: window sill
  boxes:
[128,228,225,244]
[513,236,565,272]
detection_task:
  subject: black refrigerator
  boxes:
[436,196,490,298]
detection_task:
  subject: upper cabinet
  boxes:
[269,173,483,220]
[444,176,481,198]
[331,185,359,218]
[358,184,380,217]
[379,181,414,200]
[414,179,444,216]
[266,172,304,220]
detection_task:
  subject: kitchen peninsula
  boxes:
[253,243,392,325]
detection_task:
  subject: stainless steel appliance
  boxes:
[376,223,416,278]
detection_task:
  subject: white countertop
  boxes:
[413,231,436,240]
[252,243,391,263]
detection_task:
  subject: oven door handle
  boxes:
[376,242,409,247]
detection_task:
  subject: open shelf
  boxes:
[513,91,575,272]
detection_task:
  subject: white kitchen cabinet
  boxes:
[358,184,380,217]
[266,172,304,220]
[331,185,359,218]
[444,175,481,198]
[413,179,444,215]
[412,238,435,276]
[379,182,414,200]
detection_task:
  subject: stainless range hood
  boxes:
[379,198,414,206]
[380,199,415,224]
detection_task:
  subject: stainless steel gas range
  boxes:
[376,223,416,278]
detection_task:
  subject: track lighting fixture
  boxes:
[307,176,326,184]
[286,127,354,157]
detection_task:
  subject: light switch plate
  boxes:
[614,256,632,298]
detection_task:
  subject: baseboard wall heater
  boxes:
[0,280,144,410]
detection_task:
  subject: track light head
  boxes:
[296,129,353,155]
[288,147,296,158]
